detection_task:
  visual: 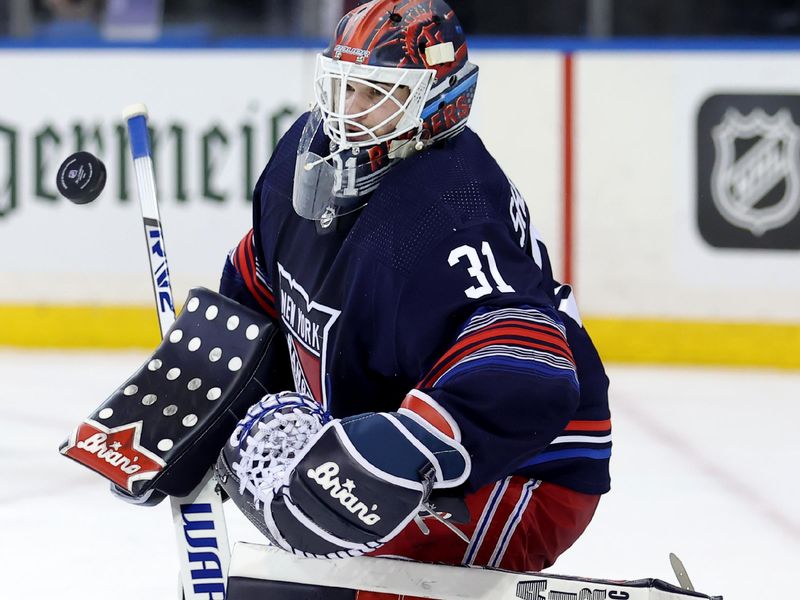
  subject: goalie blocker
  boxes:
[59,287,292,502]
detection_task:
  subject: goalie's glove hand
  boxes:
[215,392,471,558]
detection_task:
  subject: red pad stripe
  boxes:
[564,419,612,432]
[400,393,455,439]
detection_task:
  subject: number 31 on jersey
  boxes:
[448,242,515,299]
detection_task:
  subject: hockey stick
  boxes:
[229,544,723,600]
[123,104,232,600]
[124,103,176,337]
[669,552,696,592]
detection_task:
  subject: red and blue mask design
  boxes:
[320,0,479,148]
[294,0,480,224]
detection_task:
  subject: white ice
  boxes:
[1,349,798,600]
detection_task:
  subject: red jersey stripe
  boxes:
[233,231,278,320]
[460,322,572,357]
[564,419,612,432]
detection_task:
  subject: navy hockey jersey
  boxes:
[221,114,611,495]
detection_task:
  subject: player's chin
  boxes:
[344,130,373,144]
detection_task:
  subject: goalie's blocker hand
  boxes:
[216,392,471,558]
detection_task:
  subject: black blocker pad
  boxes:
[60,287,292,500]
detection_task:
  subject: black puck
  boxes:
[56,151,107,204]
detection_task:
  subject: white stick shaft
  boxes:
[132,154,160,221]
[133,155,176,336]
[171,475,232,600]
[124,104,231,600]
[126,106,176,337]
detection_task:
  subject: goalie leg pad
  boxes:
[227,577,355,600]
[60,287,292,501]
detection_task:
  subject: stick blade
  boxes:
[669,552,695,592]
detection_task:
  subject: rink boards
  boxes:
[0,45,798,367]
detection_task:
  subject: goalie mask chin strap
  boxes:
[302,143,350,171]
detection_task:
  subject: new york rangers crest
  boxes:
[277,262,340,409]
[711,107,800,236]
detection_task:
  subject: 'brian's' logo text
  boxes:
[77,432,143,475]
[60,419,166,492]
[306,462,381,526]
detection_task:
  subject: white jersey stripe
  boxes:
[460,313,563,338]
[551,434,612,445]
[452,344,576,370]
[433,344,576,387]
[462,477,510,566]
[459,308,566,339]
[487,479,540,568]
[462,306,561,328]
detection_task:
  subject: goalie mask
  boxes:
[293,0,479,223]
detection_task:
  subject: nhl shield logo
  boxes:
[697,94,800,250]
[711,108,800,236]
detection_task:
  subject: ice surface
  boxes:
[1,349,797,599]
